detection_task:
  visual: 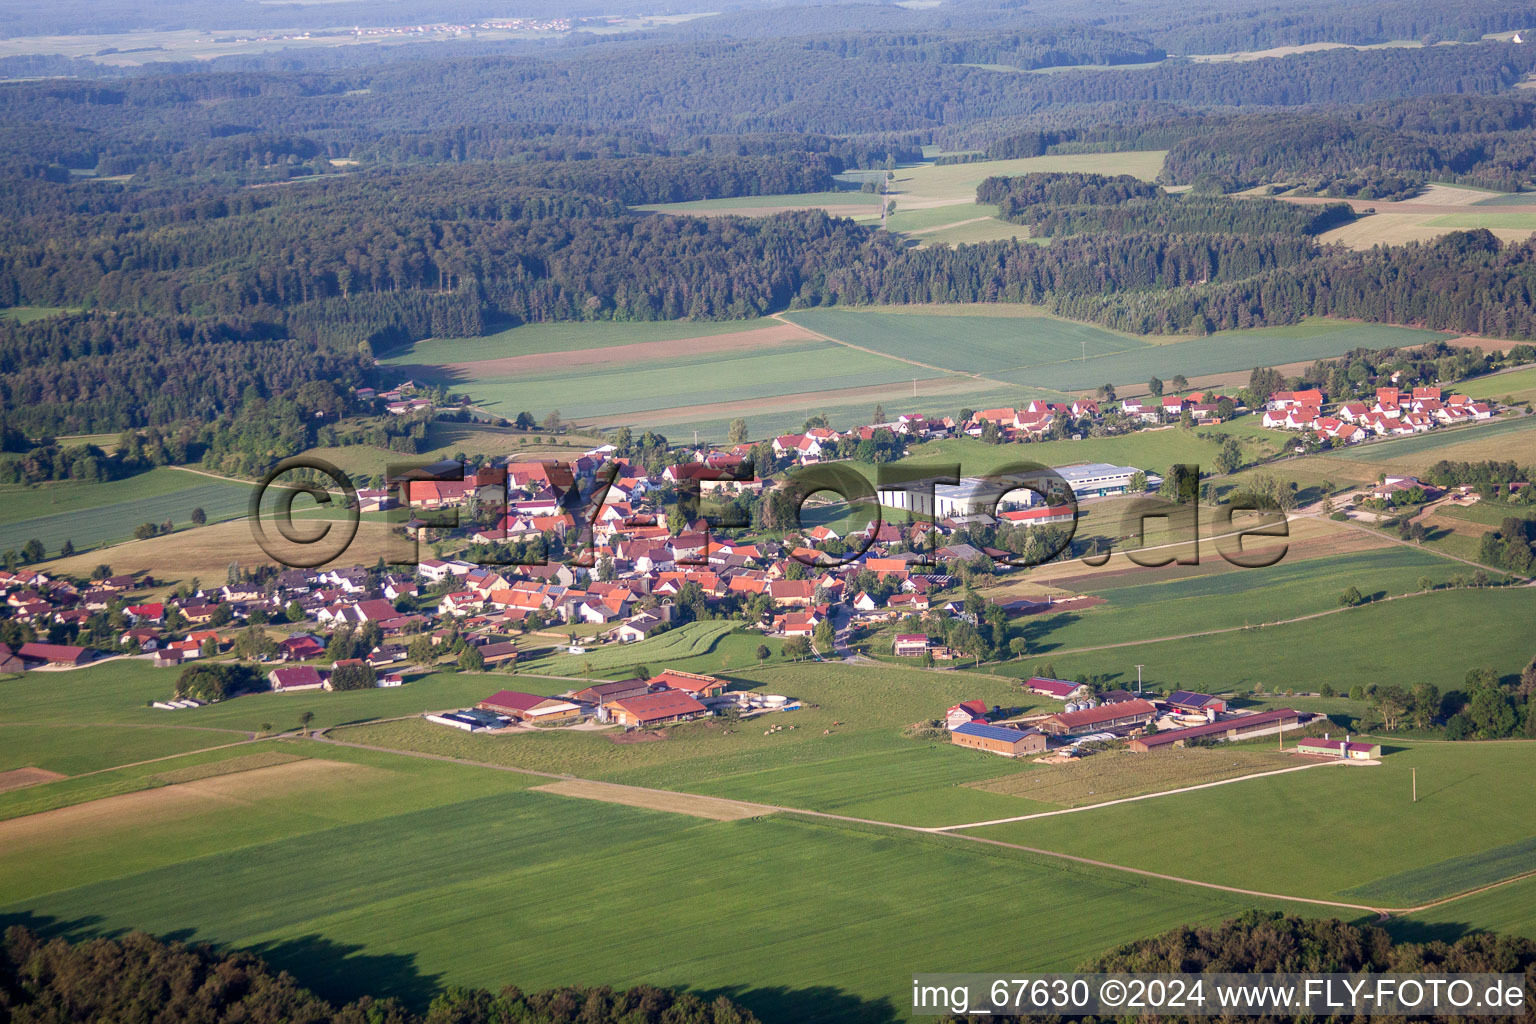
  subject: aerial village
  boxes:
[0,373,1510,764]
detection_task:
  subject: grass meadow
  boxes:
[0,467,254,555]
[0,722,246,776]
[989,319,1452,392]
[0,740,1318,1023]
[433,340,929,420]
[1459,366,1536,405]
[964,740,1536,906]
[1012,544,1468,655]
[982,586,1536,696]
[332,661,1046,825]
[787,309,1448,393]
[782,306,1147,374]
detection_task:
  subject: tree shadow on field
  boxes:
[0,909,107,942]
[1381,917,1478,946]
[695,982,901,1024]
[244,932,445,1011]
[0,913,445,1014]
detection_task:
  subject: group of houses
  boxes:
[1119,391,1232,425]
[1263,386,1494,443]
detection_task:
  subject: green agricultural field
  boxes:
[513,620,741,676]
[655,382,1060,444]
[631,190,881,214]
[1436,501,1536,527]
[635,152,1166,221]
[968,746,1299,808]
[0,722,244,776]
[1318,414,1536,463]
[333,661,1046,825]
[1014,545,1463,656]
[0,658,494,734]
[0,467,255,556]
[989,319,1453,392]
[380,318,785,365]
[783,307,1147,374]
[0,740,1325,1023]
[984,587,1536,696]
[1426,212,1536,230]
[788,310,1449,393]
[880,203,1004,233]
[1395,871,1536,945]
[964,741,1536,907]
[0,306,74,323]
[915,217,1035,246]
[443,340,929,421]
[1458,366,1536,405]
[889,151,1168,204]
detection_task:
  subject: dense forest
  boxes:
[0,926,759,1024]
[1,40,1533,183]
[4,4,1536,447]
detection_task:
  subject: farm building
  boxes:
[476,641,519,668]
[1026,677,1084,700]
[950,721,1047,757]
[647,669,728,697]
[1127,708,1304,751]
[477,689,583,722]
[946,700,991,730]
[1037,699,1156,736]
[603,690,709,727]
[1296,736,1381,760]
[1164,690,1228,715]
[0,643,25,673]
[16,642,94,667]
[893,634,930,657]
[268,666,328,692]
[571,679,650,705]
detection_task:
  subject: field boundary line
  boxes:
[929,759,1346,830]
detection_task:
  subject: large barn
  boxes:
[1127,709,1303,751]
[1037,699,1156,736]
[603,690,709,727]
[950,721,1047,757]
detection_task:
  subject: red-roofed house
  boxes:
[946,699,990,730]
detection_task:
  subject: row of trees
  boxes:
[0,926,759,1024]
